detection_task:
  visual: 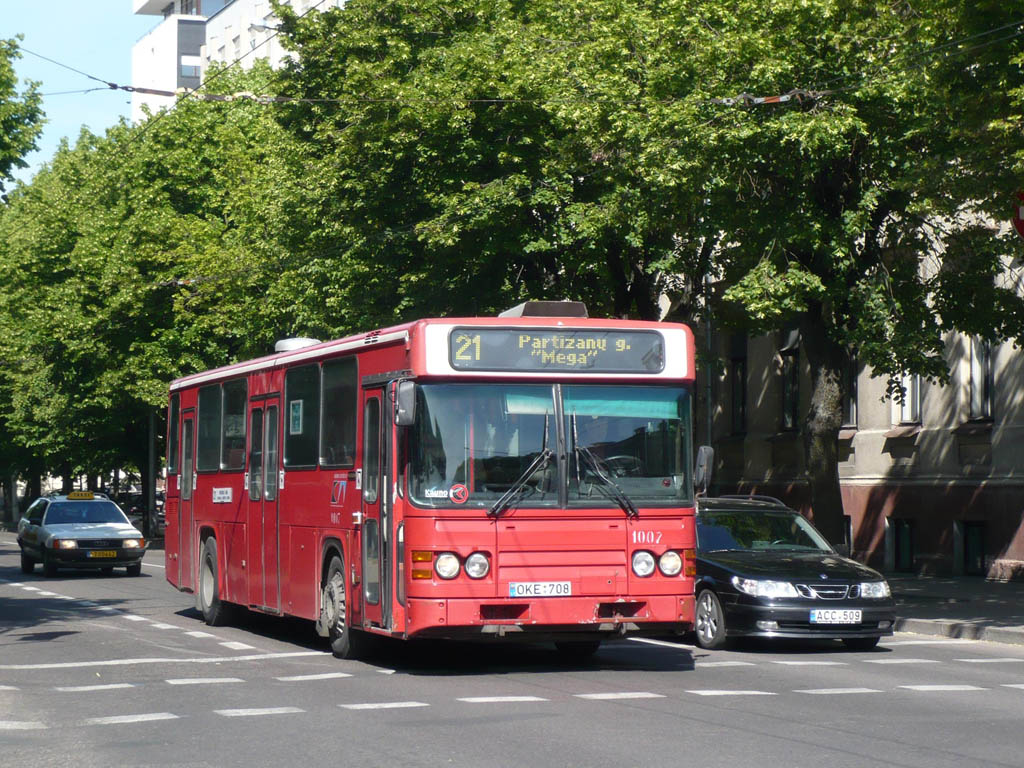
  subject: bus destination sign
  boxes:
[449,328,665,373]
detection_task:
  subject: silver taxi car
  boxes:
[17,492,147,577]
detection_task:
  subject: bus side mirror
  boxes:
[694,445,714,496]
[394,380,417,426]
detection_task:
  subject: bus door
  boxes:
[180,412,195,591]
[360,390,389,629]
[247,400,282,612]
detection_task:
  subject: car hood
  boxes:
[699,550,885,581]
[45,523,143,538]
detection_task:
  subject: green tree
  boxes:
[0,38,44,196]
[270,0,1024,543]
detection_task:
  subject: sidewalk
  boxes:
[889,574,1024,646]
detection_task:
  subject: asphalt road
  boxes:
[2,531,1024,768]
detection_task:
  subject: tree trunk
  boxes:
[799,304,847,549]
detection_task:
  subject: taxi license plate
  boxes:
[508,581,571,598]
[87,550,117,558]
[810,609,862,624]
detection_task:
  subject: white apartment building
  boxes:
[131,0,341,123]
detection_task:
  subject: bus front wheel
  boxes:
[322,556,362,659]
[198,538,233,626]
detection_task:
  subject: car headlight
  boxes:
[632,550,656,577]
[122,539,145,549]
[860,580,891,599]
[732,576,798,599]
[658,550,683,576]
[54,539,78,550]
[434,552,460,580]
[464,552,489,579]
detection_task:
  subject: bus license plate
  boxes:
[87,550,117,558]
[810,609,862,624]
[508,581,571,598]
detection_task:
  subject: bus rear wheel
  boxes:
[322,556,362,659]
[198,538,234,626]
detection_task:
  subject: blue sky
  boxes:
[3,4,155,184]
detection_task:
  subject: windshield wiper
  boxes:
[488,413,552,519]
[488,448,553,518]
[571,415,639,518]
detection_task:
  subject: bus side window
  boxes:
[321,357,356,467]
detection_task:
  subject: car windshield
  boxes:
[43,501,129,525]
[697,509,833,553]
[407,383,692,509]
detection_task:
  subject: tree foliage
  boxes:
[0,38,44,196]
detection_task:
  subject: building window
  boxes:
[842,355,858,428]
[969,338,992,421]
[896,373,921,424]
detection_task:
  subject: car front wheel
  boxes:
[20,550,35,574]
[695,589,729,650]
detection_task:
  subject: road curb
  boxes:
[895,616,1024,646]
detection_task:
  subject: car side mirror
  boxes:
[394,380,417,426]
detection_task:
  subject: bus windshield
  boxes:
[408,383,692,509]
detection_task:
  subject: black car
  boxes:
[694,496,896,650]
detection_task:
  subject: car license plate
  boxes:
[87,550,117,558]
[508,581,571,598]
[810,609,862,624]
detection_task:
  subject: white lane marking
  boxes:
[96,606,117,612]
[122,615,149,622]
[166,677,244,685]
[143,562,165,569]
[0,650,324,670]
[457,696,549,703]
[629,637,687,649]
[56,683,135,692]
[215,707,304,717]
[0,721,47,730]
[686,690,776,696]
[276,672,352,682]
[341,702,429,710]
[696,661,757,668]
[954,657,1024,664]
[150,623,178,630]
[85,713,179,725]
[1001,684,1024,690]
[36,591,57,596]
[0,685,19,691]
[20,586,40,592]
[771,660,848,666]
[795,688,883,695]
[575,692,665,700]
[377,669,396,675]
[899,685,986,692]
[186,631,217,639]
[220,641,256,650]
[863,658,941,665]
[883,639,978,646]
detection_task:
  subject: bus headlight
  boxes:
[659,550,683,576]
[632,551,656,577]
[434,552,460,580]
[465,552,490,579]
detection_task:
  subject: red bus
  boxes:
[164,301,697,658]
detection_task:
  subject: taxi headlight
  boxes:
[122,539,144,549]
[860,581,891,599]
[732,576,798,599]
[464,552,490,579]
[434,552,460,580]
[658,550,683,576]
[55,539,78,550]
[632,550,656,577]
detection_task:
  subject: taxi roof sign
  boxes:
[66,491,95,500]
